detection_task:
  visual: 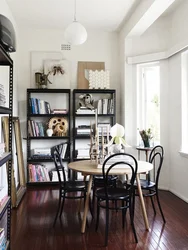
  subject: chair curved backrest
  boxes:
[51,142,69,186]
[148,145,164,187]
[102,153,138,198]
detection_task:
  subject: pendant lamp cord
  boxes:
[74,0,77,21]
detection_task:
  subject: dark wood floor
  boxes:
[11,187,188,250]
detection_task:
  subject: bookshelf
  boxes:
[0,43,13,249]
[72,89,116,177]
[26,89,71,185]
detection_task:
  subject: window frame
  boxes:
[137,62,160,146]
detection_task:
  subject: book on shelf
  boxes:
[75,127,93,135]
[50,169,68,182]
[76,148,90,159]
[0,228,6,250]
[31,148,51,156]
[52,109,68,114]
[97,98,114,114]
[29,98,51,114]
[28,164,50,182]
[61,143,68,159]
[76,107,95,114]
[0,143,5,157]
[28,120,46,137]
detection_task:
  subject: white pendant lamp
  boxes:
[64,0,87,45]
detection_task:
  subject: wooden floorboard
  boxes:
[11,188,188,250]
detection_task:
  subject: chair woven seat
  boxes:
[96,187,129,200]
[139,179,155,189]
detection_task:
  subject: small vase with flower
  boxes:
[139,128,153,148]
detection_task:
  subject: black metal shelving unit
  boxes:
[26,88,71,185]
[72,89,116,164]
[0,43,13,250]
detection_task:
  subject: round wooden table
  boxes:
[68,160,153,233]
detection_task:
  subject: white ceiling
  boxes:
[6,0,141,32]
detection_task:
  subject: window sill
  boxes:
[179,151,188,158]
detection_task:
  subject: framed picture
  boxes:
[2,116,26,207]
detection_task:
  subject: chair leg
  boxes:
[105,205,109,247]
[156,191,166,223]
[95,198,100,231]
[53,190,62,227]
[92,186,96,213]
[89,194,94,219]
[132,189,136,218]
[122,200,125,228]
[149,190,156,214]
[150,196,156,214]
[129,199,138,243]
[59,193,65,218]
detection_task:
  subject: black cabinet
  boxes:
[72,89,116,164]
[26,88,71,185]
[0,43,13,249]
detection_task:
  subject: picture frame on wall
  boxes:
[2,116,26,208]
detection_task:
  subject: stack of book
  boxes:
[31,148,51,159]
[28,164,50,182]
[0,84,6,107]
[52,108,68,114]
[76,148,90,159]
[0,228,6,250]
[0,143,5,157]
[76,107,95,114]
[76,125,92,135]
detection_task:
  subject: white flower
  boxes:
[108,123,131,147]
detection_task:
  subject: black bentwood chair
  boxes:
[51,143,88,226]
[133,145,166,223]
[95,153,138,246]
[92,174,118,211]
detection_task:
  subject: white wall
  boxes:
[16,27,121,161]
[120,0,188,201]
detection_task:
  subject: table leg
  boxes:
[81,175,93,233]
[78,175,87,213]
[136,174,150,230]
[145,151,149,162]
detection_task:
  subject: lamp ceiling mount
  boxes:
[64,0,87,46]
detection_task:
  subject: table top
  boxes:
[68,160,153,175]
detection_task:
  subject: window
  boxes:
[181,51,188,154]
[137,62,160,146]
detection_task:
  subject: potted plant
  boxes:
[139,128,153,147]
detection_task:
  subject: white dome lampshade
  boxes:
[64,21,87,45]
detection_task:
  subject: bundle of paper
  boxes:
[96,155,134,168]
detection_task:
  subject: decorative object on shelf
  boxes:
[48,117,68,136]
[46,128,53,137]
[35,72,52,89]
[108,123,130,154]
[64,0,87,45]
[44,60,70,89]
[77,61,105,89]
[87,70,110,89]
[78,93,94,110]
[139,128,153,148]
